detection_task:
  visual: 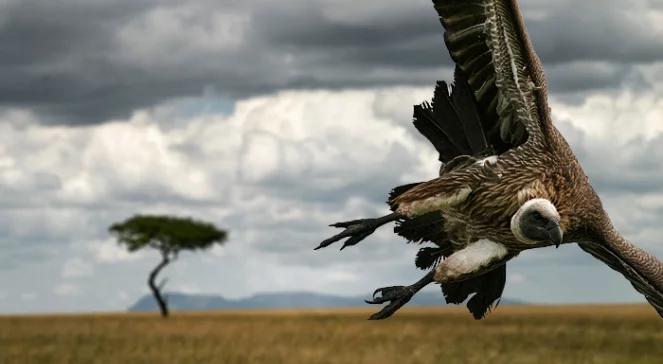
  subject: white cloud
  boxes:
[507,273,528,285]
[53,284,80,297]
[0,84,662,312]
[105,290,133,307]
[92,239,147,263]
[20,292,37,301]
[62,257,94,278]
[552,89,663,143]
[168,284,202,295]
[326,270,360,283]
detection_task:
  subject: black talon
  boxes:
[366,271,435,320]
[330,220,365,228]
[340,230,376,250]
[369,302,406,320]
[366,286,412,304]
[365,286,414,320]
[314,213,401,250]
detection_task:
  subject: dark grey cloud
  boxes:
[531,1,663,65]
[555,121,663,195]
[0,0,167,121]
[1,0,662,124]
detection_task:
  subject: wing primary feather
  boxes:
[431,82,473,155]
[434,0,548,153]
[452,67,488,155]
[412,69,491,162]
[413,104,459,163]
[578,242,663,318]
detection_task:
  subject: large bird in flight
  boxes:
[315,0,663,320]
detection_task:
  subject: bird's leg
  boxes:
[315,212,402,250]
[365,271,434,320]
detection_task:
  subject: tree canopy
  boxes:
[109,215,227,256]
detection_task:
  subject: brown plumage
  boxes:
[316,0,663,319]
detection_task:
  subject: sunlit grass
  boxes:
[0,305,661,364]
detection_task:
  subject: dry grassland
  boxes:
[0,305,661,364]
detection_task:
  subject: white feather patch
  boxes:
[435,239,508,281]
[475,155,498,167]
[403,186,472,217]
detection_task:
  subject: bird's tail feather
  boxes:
[442,264,507,320]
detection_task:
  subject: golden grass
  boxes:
[1,305,662,364]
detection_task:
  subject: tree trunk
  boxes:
[148,253,171,318]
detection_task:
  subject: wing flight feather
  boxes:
[578,242,663,318]
[433,0,552,153]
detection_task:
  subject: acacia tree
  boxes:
[109,215,227,318]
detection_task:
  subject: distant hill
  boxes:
[128,291,525,312]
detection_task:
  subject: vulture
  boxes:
[315,0,663,320]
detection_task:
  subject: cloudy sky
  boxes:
[1,0,663,314]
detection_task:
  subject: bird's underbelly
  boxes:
[434,239,509,283]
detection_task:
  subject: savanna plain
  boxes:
[1,305,661,364]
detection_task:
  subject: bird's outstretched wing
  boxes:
[392,0,555,211]
[434,0,553,153]
[578,242,663,318]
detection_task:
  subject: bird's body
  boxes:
[397,126,592,252]
[316,0,663,320]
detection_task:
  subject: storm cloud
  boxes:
[1,0,662,123]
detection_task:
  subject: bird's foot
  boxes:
[314,213,400,250]
[365,271,435,320]
[365,286,415,320]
